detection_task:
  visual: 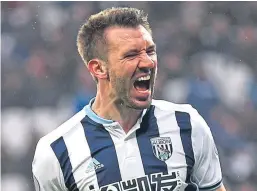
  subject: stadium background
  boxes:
[1,1,257,191]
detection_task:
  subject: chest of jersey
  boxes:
[72,128,193,190]
[73,135,189,191]
[60,108,196,191]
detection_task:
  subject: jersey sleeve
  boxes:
[32,138,67,191]
[190,109,223,190]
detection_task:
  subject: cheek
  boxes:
[151,55,158,66]
[121,60,138,74]
[153,60,158,67]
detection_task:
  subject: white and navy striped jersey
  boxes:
[32,99,223,191]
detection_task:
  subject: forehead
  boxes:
[105,25,154,51]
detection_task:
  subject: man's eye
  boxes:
[147,50,156,55]
[125,53,137,58]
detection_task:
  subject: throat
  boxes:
[116,110,142,134]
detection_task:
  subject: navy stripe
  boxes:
[136,105,168,176]
[51,137,79,191]
[199,179,222,190]
[175,111,196,190]
[82,116,122,187]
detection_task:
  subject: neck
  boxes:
[91,88,142,133]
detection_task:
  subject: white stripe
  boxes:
[109,131,145,180]
[63,123,99,190]
[154,107,188,185]
[190,109,222,187]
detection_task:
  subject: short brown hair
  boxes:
[77,7,152,67]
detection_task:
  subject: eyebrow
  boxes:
[146,44,156,50]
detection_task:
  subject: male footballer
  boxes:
[32,7,226,191]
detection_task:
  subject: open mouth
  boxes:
[133,75,151,92]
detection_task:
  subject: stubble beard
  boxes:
[111,73,156,110]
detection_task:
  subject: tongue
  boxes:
[134,81,148,91]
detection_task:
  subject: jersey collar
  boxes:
[84,97,148,126]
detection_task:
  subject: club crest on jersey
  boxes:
[150,137,173,161]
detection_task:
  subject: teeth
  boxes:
[137,75,150,81]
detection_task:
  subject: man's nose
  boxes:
[138,54,156,70]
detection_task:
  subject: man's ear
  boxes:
[87,59,108,80]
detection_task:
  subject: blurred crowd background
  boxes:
[1,1,257,191]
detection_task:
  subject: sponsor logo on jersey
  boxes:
[150,137,173,161]
[88,171,182,191]
[86,158,104,173]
